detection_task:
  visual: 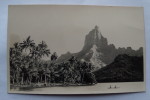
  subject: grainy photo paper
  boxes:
[7,5,146,94]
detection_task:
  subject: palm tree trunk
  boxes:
[16,69,19,86]
[49,73,51,85]
[12,73,15,85]
[16,74,19,86]
[40,75,42,83]
[82,72,85,84]
[37,77,40,84]
[21,73,24,85]
[45,74,47,86]
[29,75,32,85]
[12,78,15,85]
[26,77,29,85]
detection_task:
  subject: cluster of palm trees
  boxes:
[10,36,97,88]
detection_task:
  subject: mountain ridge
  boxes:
[56,26,143,69]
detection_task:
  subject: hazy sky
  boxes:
[8,5,145,56]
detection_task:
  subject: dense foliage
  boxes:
[10,36,97,87]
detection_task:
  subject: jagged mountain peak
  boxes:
[56,26,143,70]
[82,25,108,51]
[93,25,102,41]
[87,25,102,41]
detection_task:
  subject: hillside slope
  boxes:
[94,54,144,82]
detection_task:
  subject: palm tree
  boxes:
[20,36,35,53]
[29,41,50,86]
[10,48,15,79]
[10,42,23,85]
[20,55,32,85]
[68,56,77,84]
[17,36,36,85]
[30,46,40,60]
[59,62,74,86]
[42,63,51,86]
[38,63,44,83]
[38,41,50,58]
[30,41,50,62]
[51,52,58,61]
[80,62,87,84]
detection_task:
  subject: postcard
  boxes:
[7,5,145,94]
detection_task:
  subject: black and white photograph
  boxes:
[7,5,145,94]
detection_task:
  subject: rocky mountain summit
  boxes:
[56,26,143,70]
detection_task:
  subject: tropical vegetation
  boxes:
[10,36,97,88]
